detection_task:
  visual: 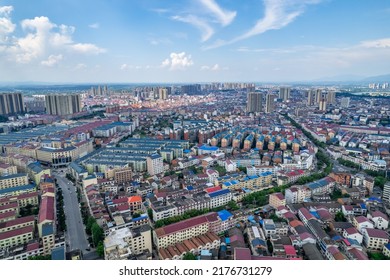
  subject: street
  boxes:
[53,172,89,254]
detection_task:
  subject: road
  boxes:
[54,172,89,253]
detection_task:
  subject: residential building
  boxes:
[104,225,152,260]
[247,92,262,113]
[0,93,24,115]
[45,94,81,116]
[362,228,389,250]
[269,193,286,209]
[146,154,163,176]
[368,211,389,230]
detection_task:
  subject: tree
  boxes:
[92,223,104,247]
[96,241,105,258]
[86,217,96,235]
[335,211,346,222]
[227,200,239,211]
[183,252,197,260]
[147,208,153,221]
[374,176,386,189]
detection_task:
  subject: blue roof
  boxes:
[248,215,255,221]
[360,203,367,209]
[0,173,27,180]
[51,246,66,260]
[251,238,266,247]
[0,183,36,195]
[367,197,382,203]
[385,243,390,250]
[199,145,218,151]
[27,162,45,173]
[42,223,54,236]
[183,149,191,153]
[310,210,320,219]
[208,189,230,198]
[187,186,194,190]
[332,235,343,241]
[132,215,148,222]
[225,237,230,244]
[218,210,233,221]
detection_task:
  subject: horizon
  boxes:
[0,0,390,83]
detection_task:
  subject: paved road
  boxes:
[54,172,89,253]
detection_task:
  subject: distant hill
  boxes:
[362,74,390,82]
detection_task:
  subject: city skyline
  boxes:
[0,0,390,83]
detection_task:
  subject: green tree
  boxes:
[86,217,96,235]
[335,211,346,222]
[374,176,386,189]
[147,208,153,221]
[91,223,104,247]
[96,241,105,258]
[227,200,239,211]
[183,252,197,260]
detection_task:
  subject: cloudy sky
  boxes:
[0,0,389,83]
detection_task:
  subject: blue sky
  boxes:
[0,0,389,83]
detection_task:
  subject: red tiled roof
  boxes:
[371,211,389,221]
[155,213,216,238]
[365,228,389,239]
[345,227,359,235]
[271,192,285,200]
[27,242,40,252]
[234,248,252,260]
[0,225,33,240]
[205,186,222,193]
[355,216,370,224]
[38,196,55,224]
[284,245,297,256]
[117,204,129,212]
[0,215,34,229]
[0,201,18,211]
[128,196,142,203]
[112,197,128,205]
[159,248,171,259]
[0,210,16,220]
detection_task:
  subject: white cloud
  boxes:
[161,52,193,70]
[41,54,63,67]
[88,23,99,29]
[171,15,214,42]
[0,11,106,64]
[205,0,322,49]
[0,5,15,38]
[74,63,87,70]
[199,0,236,26]
[360,38,390,48]
[201,63,228,71]
[71,43,106,54]
[120,63,132,70]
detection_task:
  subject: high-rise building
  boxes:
[0,93,24,115]
[383,182,390,203]
[340,97,350,108]
[45,94,82,116]
[246,92,263,113]
[315,89,323,103]
[307,90,315,106]
[279,87,290,102]
[158,88,169,100]
[327,90,336,104]
[319,99,327,111]
[265,94,275,113]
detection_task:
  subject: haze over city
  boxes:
[1,0,390,83]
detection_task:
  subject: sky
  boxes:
[0,0,390,83]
